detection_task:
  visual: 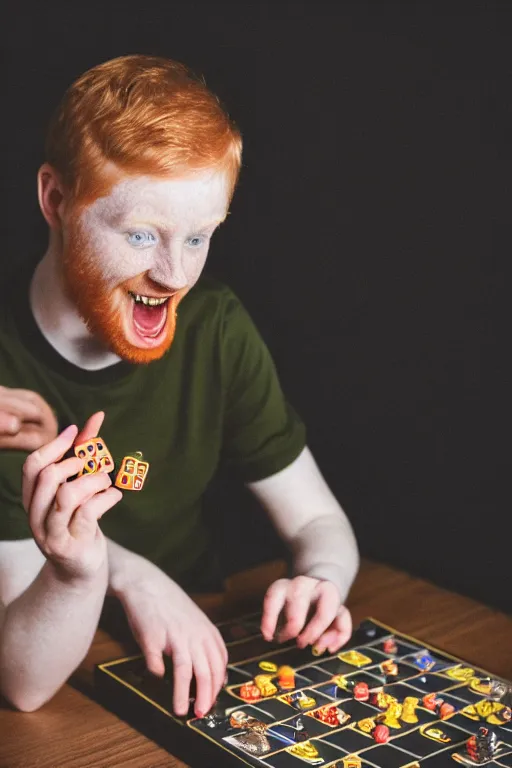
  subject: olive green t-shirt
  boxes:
[0,273,306,585]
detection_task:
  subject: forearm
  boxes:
[289,511,359,602]
[106,537,159,597]
[0,559,107,711]
[247,446,360,602]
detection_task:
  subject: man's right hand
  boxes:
[0,386,59,451]
[22,412,122,581]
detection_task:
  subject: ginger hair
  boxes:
[45,54,242,207]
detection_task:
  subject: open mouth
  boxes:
[129,291,170,345]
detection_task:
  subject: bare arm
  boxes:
[0,414,121,712]
[247,446,359,599]
[0,540,107,712]
[247,446,359,653]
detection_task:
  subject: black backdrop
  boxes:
[3,2,510,613]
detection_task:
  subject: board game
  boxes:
[95,616,512,767]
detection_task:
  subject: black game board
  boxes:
[95,617,512,767]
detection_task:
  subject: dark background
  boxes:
[3,1,510,613]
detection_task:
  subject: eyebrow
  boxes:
[112,213,226,231]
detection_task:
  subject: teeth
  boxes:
[130,293,168,306]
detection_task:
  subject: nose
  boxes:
[147,246,188,292]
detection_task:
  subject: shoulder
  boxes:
[180,275,248,329]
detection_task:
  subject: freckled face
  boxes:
[61,170,230,363]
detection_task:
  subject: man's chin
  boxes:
[90,318,175,365]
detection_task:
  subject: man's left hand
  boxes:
[261,575,352,654]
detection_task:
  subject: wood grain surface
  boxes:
[1,558,510,768]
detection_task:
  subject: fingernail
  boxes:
[60,424,77,438]
[8,417,19,433]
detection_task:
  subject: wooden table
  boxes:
[1,558,511,768]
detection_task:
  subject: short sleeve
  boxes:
[220,291,306,482]
[0,452,31,539]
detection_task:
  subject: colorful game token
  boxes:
[411,651,435,671]
[268,716,309,745]
[339,649,373,667]
[401,696,419,724]
[277,665,295,690]
[445,665,475,682]
[74,436,114,475]
[419,725,452,743]
[342,757,362,768]
[239,682,261,701]
[254,674,277,697]
[287,740,321,762]
[353,681,369,701]
[115,451,149,491]
[259,660,278,672]
[380,659,398,676]
[383,637,398,654]
[373,724,390,743]
[439,701,455,719]
[382,701,403,729]
[309,704,350,726]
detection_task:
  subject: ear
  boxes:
[37,163,70,229]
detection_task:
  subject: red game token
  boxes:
[373,724,390,744]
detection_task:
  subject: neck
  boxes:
[30,242,122,370]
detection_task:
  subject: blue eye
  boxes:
[126,231,157,248]
[186,235,207,249]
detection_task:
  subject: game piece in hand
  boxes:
[383,637,398,654]
[353,681,369,701]
[115,452,149,491]
[277,665,295,690]
[74,437,114,475]
[240,682,261,701]
[401,696,419,723]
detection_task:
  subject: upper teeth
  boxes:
[131,293,168,306]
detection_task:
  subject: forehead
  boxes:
[84,169,230,224]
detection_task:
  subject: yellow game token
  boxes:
[259,661,278,673]
[338,649,373,667]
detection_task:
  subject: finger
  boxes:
[22,424,78,510]
[208,634,227,707]
[75,411,105,445]
[28,456,85,540]
[139,636,166,678]
[261,579,288,641]
[0,396,44,425]
[0,410,20,436]
[0,428,59,453]
[193,649,214,717]
[68,486,122,538]
[171,646,193,716]
[313,607,353,655]
[297,582,340,647]
[279,576,317,643]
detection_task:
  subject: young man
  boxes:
[0,55,359,717]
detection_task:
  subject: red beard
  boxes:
[61,219,188,364]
